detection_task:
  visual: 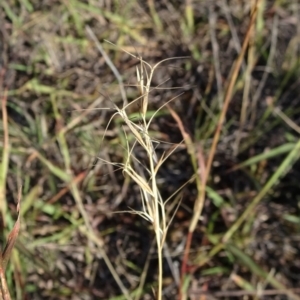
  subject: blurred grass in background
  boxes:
[1,0,300,299]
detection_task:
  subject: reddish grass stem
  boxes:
[178,1,261,299]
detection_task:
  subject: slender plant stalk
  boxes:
[0,87,11,299]
[0,88,9,223]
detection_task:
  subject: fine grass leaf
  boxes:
[148,0,163,32]
[8,79,76,98]
[21,184,43,217]
[181,274,192,299]
[27,225,79,248]
[11,249,23,299]
[223,139,300,242]
[282,214,300,224]
[34,200,59,216]
[201,266,230,276]
[123,260,142,273]
[226,244,266,277]
[34,151,71,182]
[184,0,195,36]
[232,143,296,171]
[0,90,9,218]
[20,0,34,12]
[225,243,300,299]
[231,273,255,291]
[64,0,85,36]
[0,2,20,25]
[206,186,225,207]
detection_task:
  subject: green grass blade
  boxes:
[234,143,296,170]
[226,243,300,299]
[223,139,300,242]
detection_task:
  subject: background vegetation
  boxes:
[1,0,300,299]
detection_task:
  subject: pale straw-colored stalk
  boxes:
[99,52,185,299]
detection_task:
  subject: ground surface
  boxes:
[1,0,300,299]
